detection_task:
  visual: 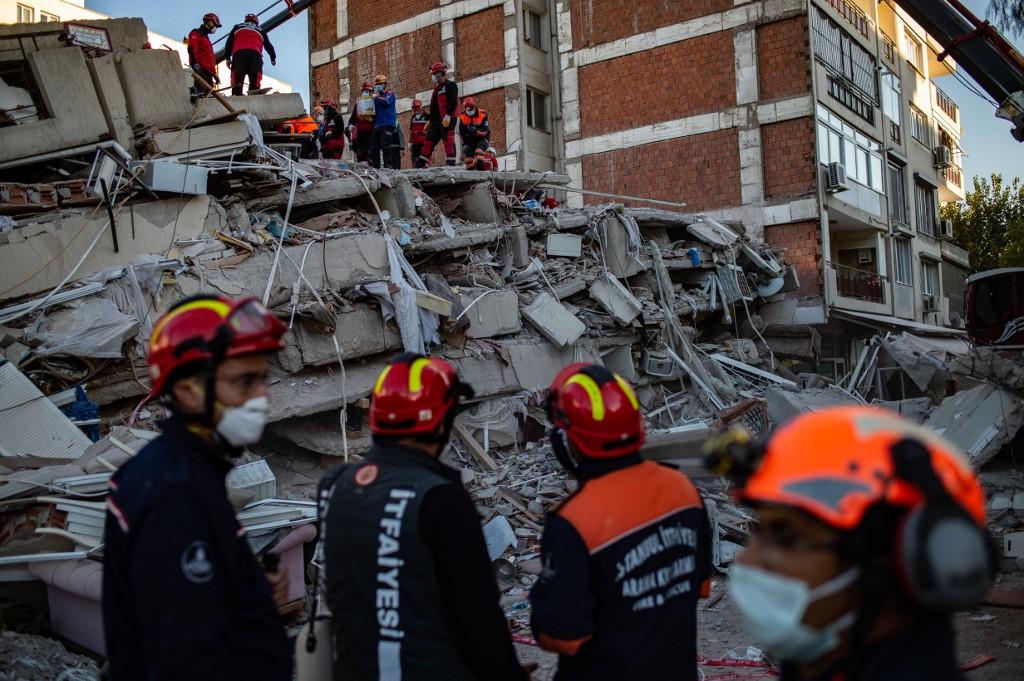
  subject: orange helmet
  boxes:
[547,363,645,459]
[374,74,388,85]
[147,296,284,397]
[369,354,474,438]
[739,405,986,530]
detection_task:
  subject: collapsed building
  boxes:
[0,13,1022,674]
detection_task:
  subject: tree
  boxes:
[942,173,1024,272]
[988,0,1024,38]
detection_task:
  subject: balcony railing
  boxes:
[882,32,897,63]
[825,0,870,38]
[943,165,963,188]
[936,86,959,123]
[834,263,886,303]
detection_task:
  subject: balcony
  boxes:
[825,0,871,38]
[881,33,898,64]
[943,165,962,189]
[935,86,959,125]
[834,263,885,302]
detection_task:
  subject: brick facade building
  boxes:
[309,0,969,379]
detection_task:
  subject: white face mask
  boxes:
[432,74,439,84]
[728,563,860,664]
[216,396,270,448]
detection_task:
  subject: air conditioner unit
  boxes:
[858,249,874,264]
[938,219,954,239]
[825,162,849,193]
[922,295,939,312]
[933,145,952,168]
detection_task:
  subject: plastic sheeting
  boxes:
[26,297,139,359]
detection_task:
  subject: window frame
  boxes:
[39,11,59,22]
[893,237,913,285]
[909,106,929,147]
[526,87,549,132]
[16,4,34,23]
[888,162,909,227]
[921,259,939,297]
[523,9,545,51]
[904,29,924,74]
[914,180,937,237]
[816,104,884,192]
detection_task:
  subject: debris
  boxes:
[0,361,92,459]
[482,515,518,561]
[521,292,586,349]
[589,273,642,324]
[925,384,1024,468]
[546,233,583,258]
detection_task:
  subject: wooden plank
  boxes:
[415,290,453,317]
[453,422,498,472]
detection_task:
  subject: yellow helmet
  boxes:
[374,74,388,85]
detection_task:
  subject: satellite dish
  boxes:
[757,276,785,298]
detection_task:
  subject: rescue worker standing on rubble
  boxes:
[416,61,459,167]
[409,99,429,168]
[187,12,221,95]
[530,363,713,681]
[369,74,400,169]
[347,81,376,163]
[321,353,533,681]
[712,405,995,681]
[319,98,346,160]
[225,13,277,96]
[102,296,292,680]
[458,97,491,170]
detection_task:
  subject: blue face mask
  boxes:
[375,84,385,94]
[728,563,860,664]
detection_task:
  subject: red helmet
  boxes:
[370,354,474,437]
[203,12,222,27]
[547,363,645,459]
[411,99,423,109]
[361,81,372,90]
[462,96,476,109]
[430,61,447,74]
[245,13,259,24]
[320,98,336,109]
[147,296,285,397]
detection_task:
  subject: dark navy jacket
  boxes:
[102,417,291,681]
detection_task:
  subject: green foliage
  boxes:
[988,0,1024,38]
[942,174,1024,272]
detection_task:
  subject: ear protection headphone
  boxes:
[889,438,996,612]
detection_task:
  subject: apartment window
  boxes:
[914,180,937,236]
[905,29,924,73]
[16,4,34,22]
[827,76,874,123]
[888,162,909,226]
[523,10,544,50]
[40,11,59,22]
[526,88,548,132]
[921,259,939,296]
[812,7,878,102]
[893,238,913,285]
[909,107,929,146]
[881,70,902,143]
[817,104,884,192]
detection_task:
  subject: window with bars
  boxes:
[812,7,878,103]
[888,163,909,227]
[915,180,937,236]
[893,238,913,285]
[828,76,874,123]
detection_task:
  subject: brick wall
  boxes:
[756,16,810,100]
[348,0,438,38]
[761,117,816,201]
[310,0,338,50]
[348,26,441,105]
[570,0,732,50]
[764,220,822,297]
[312,61,339,104]
[581,129,740,213]
[578,32,734,137]
[470,88,506,152]
[456,7,505,80]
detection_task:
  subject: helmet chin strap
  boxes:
[550,428,580,478]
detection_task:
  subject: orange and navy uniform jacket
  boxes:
[225,21,276,62]
[187,25,216,73]
[278,115,318,134]
[458,109,490,145]
[530,455,712,681]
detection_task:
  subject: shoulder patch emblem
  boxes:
[181,540,214,584]
[355,464,379,487]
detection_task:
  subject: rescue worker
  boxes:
[187,12,221,95]
[409,99,429,167]
[416,61,459,167]
[717,405,996,681]
[321,354,532,681]
[225,13,277,96]
[481,146,499,171]
[369,74,399,169]
[102,295,292,680]
[319,98,346,160]
[279,112,319,158]
[530,363,712,681]
[347,81,376,163]
[458,97,491,170]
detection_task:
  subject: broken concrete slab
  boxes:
[196,93,305,125]
[461,183,500,224]
[0,49,109,166]
[688,221,740,249]
[277,305,403,373]
[86,55,133,152]
[150,121,252,158]
[459,289,521,338]
[547,233,583,257]
[522,293,586,349]
[589,273,642,324]
[403,169,570,190]
[1,196,212,299]
[506,340,601,391]
[373,175,417,219]
[246,175,382,212]
[765,386,863,425]
[115,50,193,130]
[925,383,1024,468]
[0,362,92,459]
[597,214,645,279]
[404,224,506,257]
